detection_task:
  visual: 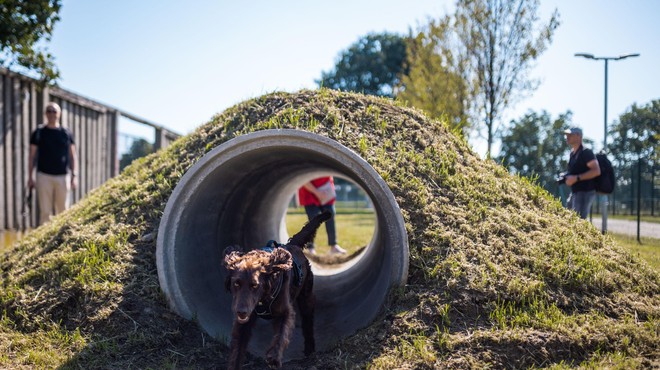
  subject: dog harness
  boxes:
[261,240,305,286]
[255,240,305,320]
[255,272,283,320]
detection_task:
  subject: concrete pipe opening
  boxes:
[157,129,408,358]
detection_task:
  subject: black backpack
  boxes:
[595,152,615,194]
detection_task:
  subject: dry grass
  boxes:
[0,89,658,369]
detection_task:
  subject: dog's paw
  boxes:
[265,347,283,368]
[266,355,282,369]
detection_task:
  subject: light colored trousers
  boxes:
[36,172,70,225]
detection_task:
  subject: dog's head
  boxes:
[223,246,293,323]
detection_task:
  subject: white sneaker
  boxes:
[308,247,317,255]
[329,245,347,254]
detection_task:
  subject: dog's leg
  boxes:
[228,318,255,370]
[298,274,316,356]
[265,309,295,368]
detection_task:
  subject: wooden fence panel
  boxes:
[99,113,107,184]
[19,81,30,230]
[0,68,177,231]
[89,108,95,189]
[14,77,22,229]
[66,101,75,203]
[96,111,102,189]
[5,76,16,230]
[28,84,38,228]
[72,102,82,203]
[78,105,85,196]
[72,102,81,197]
[0,74,5,229]
[110,111,119,177]
[77,105,84,203]
[84,107,91,195]
[93,112,99,187]
[88,110,96,191]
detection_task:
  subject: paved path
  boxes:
[590,217,660,239]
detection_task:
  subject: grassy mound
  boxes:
[1,89,658,369]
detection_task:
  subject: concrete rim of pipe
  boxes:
[156,129,408,359]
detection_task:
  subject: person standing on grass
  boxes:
[298,176,347,255]
[27,102,77,226]
[563,127,600,219]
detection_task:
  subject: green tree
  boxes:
[0,0,62,82]
[454,0,560,157]
[397,17,469,132]
[608,100,659,163]
[317,32,408,98]
[497,110,572,195]
[120,138,153,172]
[607,99,659,213]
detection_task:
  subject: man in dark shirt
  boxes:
[563,127,601,219]
[27,103,77,225]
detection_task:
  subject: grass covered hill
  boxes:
[1,89,658,369]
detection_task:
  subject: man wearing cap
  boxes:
[563,127,601,219]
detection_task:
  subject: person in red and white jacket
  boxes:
[298,176,346,255]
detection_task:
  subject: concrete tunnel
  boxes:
[156,129,409,358]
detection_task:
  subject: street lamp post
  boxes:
[574,52,640,234]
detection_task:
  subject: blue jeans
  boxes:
[304,204,336,245]
[567,190,596,219]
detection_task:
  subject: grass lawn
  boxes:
[609,232,660,271]
[286,208,660,272]
[285,208,376,256]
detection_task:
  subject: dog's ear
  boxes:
[223,246,243,292]
[224,274,232,292]
[223,249,244,270]
[269,248,293,273]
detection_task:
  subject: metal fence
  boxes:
[607,160,658,216]
[0,68,179,231]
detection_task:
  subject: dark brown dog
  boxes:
[223,211,331,369]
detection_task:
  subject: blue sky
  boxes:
[49,0,659,156]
